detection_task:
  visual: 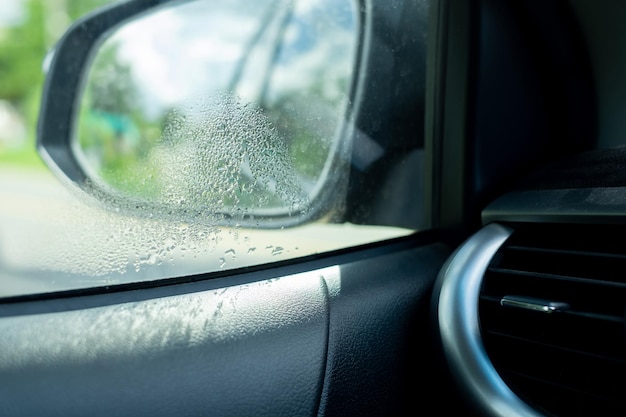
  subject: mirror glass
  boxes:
[75,0,357,222]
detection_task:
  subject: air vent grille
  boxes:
[479,223,626,417]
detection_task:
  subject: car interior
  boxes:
[1,0,625,416]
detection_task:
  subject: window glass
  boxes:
[0,0,428,298]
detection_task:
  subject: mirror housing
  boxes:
[37,0,358,228]
[38,0,166,189]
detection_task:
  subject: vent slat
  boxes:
[483,328,626,407]
[505,370,623,406]
[479,295,624,324]
[506,245,626,261]
[487,267,626,289]
[484,329,626,366]
[479,223,626,417]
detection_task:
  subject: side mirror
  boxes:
[37,0,358,227]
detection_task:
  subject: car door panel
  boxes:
[0,236,450,417]
[2,270,329,417]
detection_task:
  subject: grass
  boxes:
[0,146,47,170]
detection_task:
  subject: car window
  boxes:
[0,0,428,298]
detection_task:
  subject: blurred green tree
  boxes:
[0,0,114,165]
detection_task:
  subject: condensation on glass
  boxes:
[0,0,417,298]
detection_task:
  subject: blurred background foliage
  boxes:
[0,0,114,168]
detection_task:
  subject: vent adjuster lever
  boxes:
[500,295,570,314]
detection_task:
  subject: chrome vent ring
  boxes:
[436,223,543,417]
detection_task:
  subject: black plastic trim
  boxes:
[483,187,626,225]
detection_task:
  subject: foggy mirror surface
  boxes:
[75,0,357,221]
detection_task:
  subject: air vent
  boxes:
[480,223,626,417]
